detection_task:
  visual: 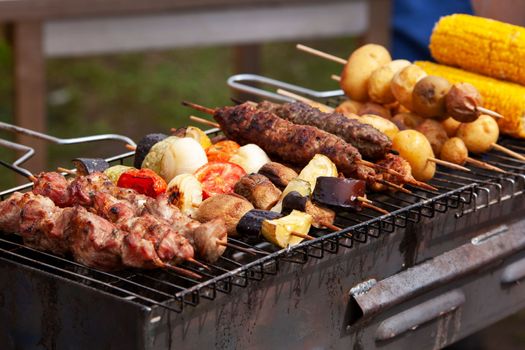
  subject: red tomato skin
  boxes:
[194,161,246,198]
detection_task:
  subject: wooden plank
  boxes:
[43,1,368,57]
[0,0,346,21]
[11,21,47,176]
[363,0,391,49]
[233,44,261,101]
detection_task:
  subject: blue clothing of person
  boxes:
[391,0,473,61]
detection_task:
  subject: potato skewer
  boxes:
[303,44,503,121]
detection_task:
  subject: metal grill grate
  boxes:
[1,119,525,314]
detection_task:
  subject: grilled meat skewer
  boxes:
[33,171,228,262]
[0,191,200,275]
[257,101,391,160]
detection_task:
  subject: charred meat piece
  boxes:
[32,172,71,207]
[0,192,32,233]
[68,172,116,206]
[191,218,227,263]
[370,154,412,192]
[234,174,282,210]
[258,101,391,160]
[19,195,74,255]
[213,103,372,179]
[69,206,125,270]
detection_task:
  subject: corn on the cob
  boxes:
[430,14,525,86]
[415,61,525,138]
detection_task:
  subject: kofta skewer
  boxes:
[183,102,431,192]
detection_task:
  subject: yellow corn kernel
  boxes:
[430,14,525,86]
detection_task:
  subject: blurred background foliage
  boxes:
[0,35,354,190]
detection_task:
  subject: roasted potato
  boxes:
[359,114,399,140]
[442,117,462,137]
[392,112,424,130]
[440,137,468,165]
[368,59,411,104]
[391,64,427,111]
[412,76,451,119]
[335,100,363,116]
[340,44,391,102]
[258,162,299,189]
[392,130,436,181]
[195,194,254,236]
[357,102,392,119]
[234,174,282,210]
[415,119,449,157]
[456,115,499,153]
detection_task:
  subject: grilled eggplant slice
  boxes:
[73,158,110,176]
[195,194,253,236]
[312,177,366,210]
[282,191,336,229]
[236,209,283,239]
[133,133,168,169]
[258,162,298,189]
[234,174,282,210]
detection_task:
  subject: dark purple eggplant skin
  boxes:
[73,158,110,176]
[312,177,366,210]
[281,191,308,215]
[236,209,282,239]
[133,133,168,169]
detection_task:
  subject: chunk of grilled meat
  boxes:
[69,206,126,270]
[0,192,32,233]
[32,172,71,207]
[213,103,374,180]
[370,154,412,192]
[258,101,391,160]
[20,194,76,255]
[144,194,227,262]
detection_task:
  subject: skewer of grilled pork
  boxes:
[0,191,201,278]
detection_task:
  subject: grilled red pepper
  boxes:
[117,168,167,197]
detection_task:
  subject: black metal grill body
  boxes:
[0,180,524,349]
[1,126,525,348]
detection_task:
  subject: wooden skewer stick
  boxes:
[182,101,215,115]
[296,44,347,65]
[126,144,137,151]
[321,221,341,231]
[57,167,76,175]
[491,143,525,161]
[186,257,211,271]
[276,89,335,113]
[465,157,506,173]
[428,157,470,172]
[189,115,220,128]
[376,179,412,194]
[358,159,438,191]
[362,202,389,215]
[164,263,202,279]
[357,196,373,204]
[291,232,315,240]
[331,74,341,82]
[216,240,257,256]
[477,107,503,119]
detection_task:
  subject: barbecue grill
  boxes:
[0,77,525,349]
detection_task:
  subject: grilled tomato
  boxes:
[194,161,246,199]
